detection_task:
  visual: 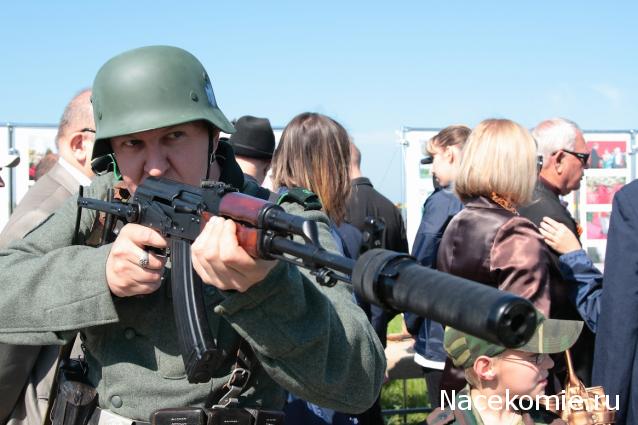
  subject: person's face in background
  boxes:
[492,349,554,398]
[430,144,461,188]
[563,132,590,192]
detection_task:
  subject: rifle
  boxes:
[77,176,537,383]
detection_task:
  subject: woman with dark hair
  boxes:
[406,124,470,408]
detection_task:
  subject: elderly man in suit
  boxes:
[0,89,94,247]
[0,88,94,425]
[518,117,595,387]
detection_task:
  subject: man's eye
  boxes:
[122,139,142,147]
[166,131,185,140]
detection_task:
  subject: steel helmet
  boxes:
[90,45,235,172]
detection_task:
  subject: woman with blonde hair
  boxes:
[437,119,556,392]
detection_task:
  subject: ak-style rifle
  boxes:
[77,176,537,383]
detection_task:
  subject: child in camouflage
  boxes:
[427,316,583,425]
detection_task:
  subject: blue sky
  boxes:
[1,1,636,202]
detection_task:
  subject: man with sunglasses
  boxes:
[0,89,95,425]
[520,118,589,237]
[519,118,595,388]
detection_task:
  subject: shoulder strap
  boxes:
[205,339,259,408]
[42,336,77,425]
[277,187,322,211]
[241,179,272,201]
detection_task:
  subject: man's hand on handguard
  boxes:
[106,223,168,297]
[191,216,277,292]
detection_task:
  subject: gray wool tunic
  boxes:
[0,172,385,421]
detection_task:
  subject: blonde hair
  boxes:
[455,119,537,206]
[271,113,351,224]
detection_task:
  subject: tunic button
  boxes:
[111,395,123,408]
[124,328,136,340]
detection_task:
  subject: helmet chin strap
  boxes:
[205,129,218,180]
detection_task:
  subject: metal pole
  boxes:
[630,130,636,182]
[399,127,408,222]
[8,125,14,214]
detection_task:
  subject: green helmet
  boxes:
[90,45,235,172]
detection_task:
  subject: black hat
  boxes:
[420,155,433,165]
[228,116,275,160]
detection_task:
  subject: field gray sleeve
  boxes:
[213,203,386,413]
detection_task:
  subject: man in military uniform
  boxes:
[0,46,384,424]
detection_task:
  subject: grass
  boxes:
[380,316,431,424]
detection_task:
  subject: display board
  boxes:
[577,131,634,269]
[12,126,58,204]
[0,124,58,230]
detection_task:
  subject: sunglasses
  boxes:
[561,149,590,166]
[500,353,547,366]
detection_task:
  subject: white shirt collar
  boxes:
[58,157,93,186]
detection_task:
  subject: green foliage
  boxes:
[381,378,429,424]
[381,316,435,423]
[387,314,404,334]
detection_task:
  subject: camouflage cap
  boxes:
[444,316,583,369]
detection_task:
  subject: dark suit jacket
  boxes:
[520,180,595,386]
[593,180,638,424]
[344,177,408,253]
[345,177,408,349]
[0,161,82,425]
[519,180,578,241]
[405,188,463,364]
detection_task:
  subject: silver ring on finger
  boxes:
[138,250,150,269]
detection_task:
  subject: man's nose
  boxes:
[144,150,169,177]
